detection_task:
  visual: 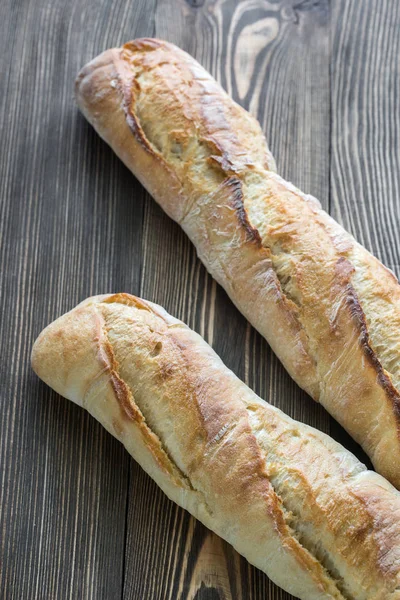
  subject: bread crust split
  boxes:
[32,293,400,600]
[74,39,400,488]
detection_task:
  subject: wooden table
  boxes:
[1,1,399,598]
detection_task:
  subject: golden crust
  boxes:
[75,39,400,488]
[32,293,400,600]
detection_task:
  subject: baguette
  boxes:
[75,39,400,488]
[31,293,400,600]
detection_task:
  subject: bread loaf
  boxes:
[75,39,400,488]
[31,293,400,600]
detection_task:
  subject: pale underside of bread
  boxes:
[31,293,400,600]
[74,39,400,488]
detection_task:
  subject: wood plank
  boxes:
[124,1,330,599]
[329,0,400,459]
[0,0,153,598]
[331,0,400,278]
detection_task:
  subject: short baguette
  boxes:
[75,39,400,488]
[31,293,400,600]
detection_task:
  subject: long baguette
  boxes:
[31,293,400,600]
[75,39,400,488]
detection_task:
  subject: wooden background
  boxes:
[1,0,399,598]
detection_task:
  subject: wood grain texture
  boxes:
[328,0,400,457]
[124,2,331,599]
[0,0,149,598]
[1,0,399,599]
[331,0,400,276]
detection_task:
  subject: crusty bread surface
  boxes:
[31,293,400,600]
[74,39,400,488]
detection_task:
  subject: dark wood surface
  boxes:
[1,1,399,599]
